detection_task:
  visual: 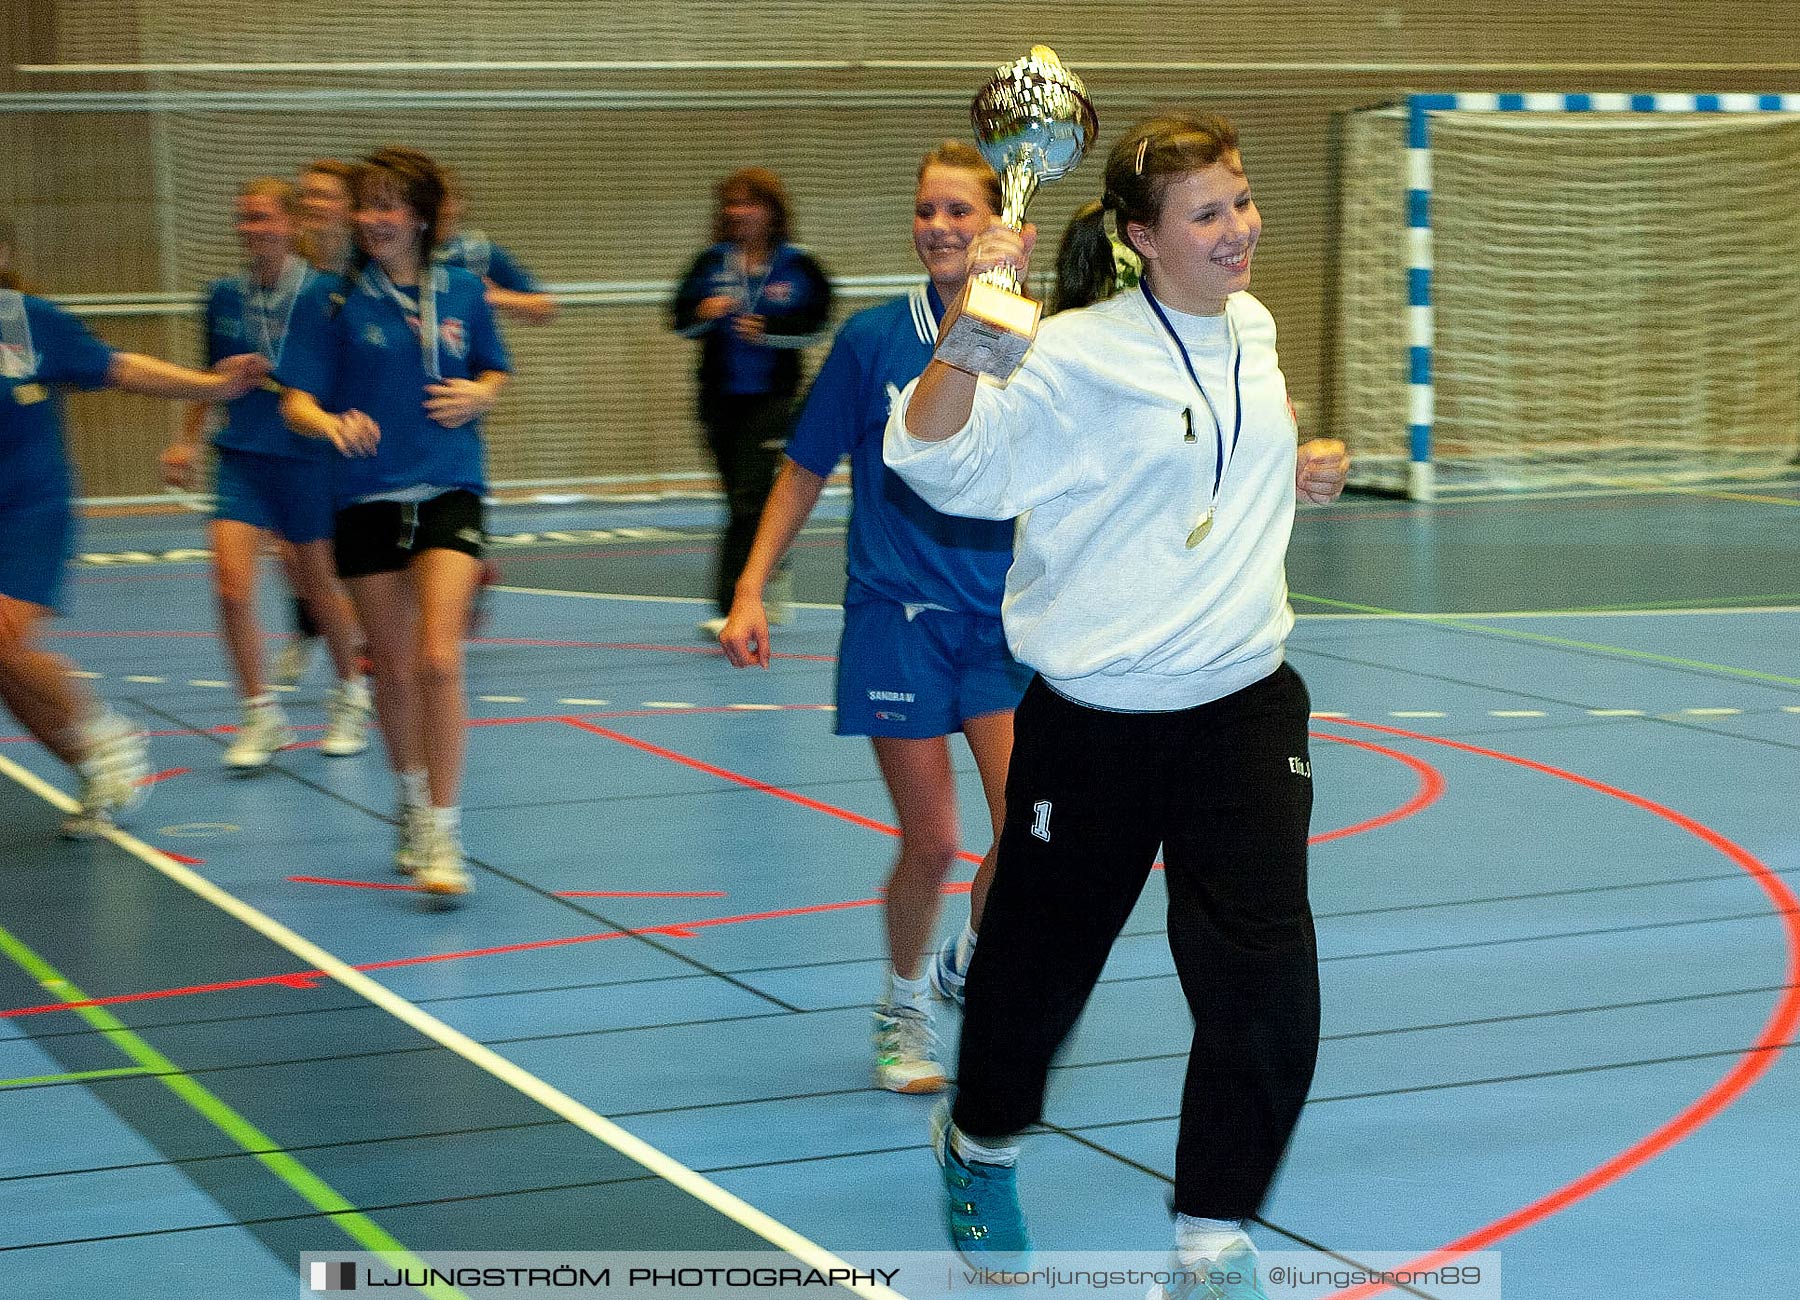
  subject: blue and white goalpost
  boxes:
[1398,92,1800,500]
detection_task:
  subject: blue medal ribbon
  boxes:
[1141,283,1242,501]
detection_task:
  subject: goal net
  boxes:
[1336,99,1800,496]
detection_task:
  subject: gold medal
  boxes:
[13,382,47,406]
[1185,511,1214,549]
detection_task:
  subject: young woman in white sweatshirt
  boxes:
[885,113,1349,1295]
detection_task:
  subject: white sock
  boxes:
[431,805,461,838]
[885,969,931,1012]
[954,922,978,970]
[242,692,275,711]
[1175,1214,1251,1264]
[397,769,429,810]
[338,675,370,702]
[951,1126,1020,1168]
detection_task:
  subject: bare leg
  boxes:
[409,548,481,808]
[0,595,91,765]
[344,570,421,775]
[959,708,1016,933]
[210,519,268,699]
[870,733,963,981]
[282,539,363,683]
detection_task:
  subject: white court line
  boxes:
[493,583,1800,621]
[0,752,906,1300]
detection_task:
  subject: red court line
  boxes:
[1309,733,1445,844]
[1307,719,1800,1300]
[0,895,894,1018]
[0,721,1434,1018]
[555,891,728,899]
[560,715,983,866]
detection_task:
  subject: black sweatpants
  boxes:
[700,392,793,616]
[951,664,1321,1220]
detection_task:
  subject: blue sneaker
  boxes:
[1152,1242,1271,1300]
[928,934,968,1008]
[930,1100,1031,1271]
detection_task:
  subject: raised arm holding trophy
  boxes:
[932,46,1098,380]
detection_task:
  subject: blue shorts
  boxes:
[0,498,74,610]
[214,448,335,545]
[835,598,1031,739]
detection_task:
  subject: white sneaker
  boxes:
[77,710,149,807]
[223,701,293,772]
[697,615,728,639]
[872,1003,947,1094]
[319,681,371,757]
[272,637,316,687]
[394,802,433,876]
[415,825,473,902]
[63,713,149,838]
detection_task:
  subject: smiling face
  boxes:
[354,178,425,274]
[234,192,293,269]
[297,169,352,240]
[913,163,998,298]
[1126,155,1260,315]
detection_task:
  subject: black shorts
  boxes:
[333,489,485,580]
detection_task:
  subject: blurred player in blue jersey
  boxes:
[279,146,512,904]
[161,177,371,772]
[2,274,267,834]
[719,143,1026,1093]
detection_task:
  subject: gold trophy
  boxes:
[935,46,1099,381]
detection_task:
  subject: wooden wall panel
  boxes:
[12,2,1800,497]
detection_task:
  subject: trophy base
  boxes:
[934,279,1042,381]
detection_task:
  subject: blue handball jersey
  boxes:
[276,263,511,507]
[784,283,1014,616]
[204,258,334,460]
[0,291,114,509]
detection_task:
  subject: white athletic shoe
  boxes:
[872,1003,947,1094]
[415,825,473,902]
[61,711,149,837]
[393,802,433,876]
[271,637,316,687]
[319,681,371,757]
[223,701,293,772]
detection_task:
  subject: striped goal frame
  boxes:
[1402,91,1800,501]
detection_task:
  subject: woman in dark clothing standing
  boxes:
[671,169,832,634]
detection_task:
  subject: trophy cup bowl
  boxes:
[935,46,1099,381]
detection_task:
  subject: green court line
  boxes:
[0,1065,150,1090]
[0,919,464,1300]
[1532,593,1800,614]
[1290,592,1800,689]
